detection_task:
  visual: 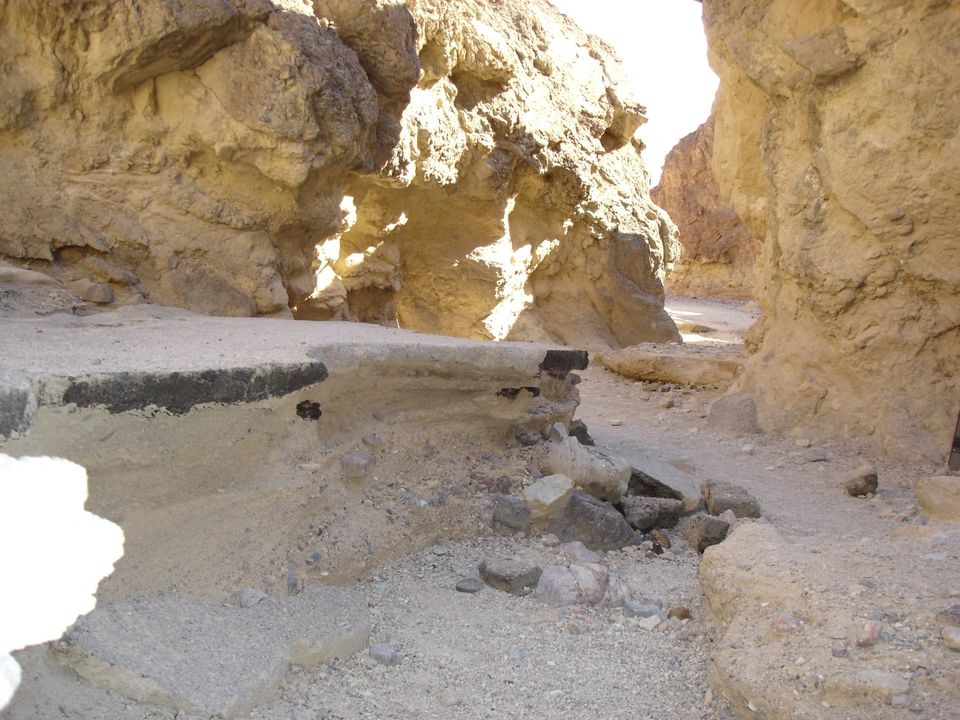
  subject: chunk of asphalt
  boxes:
[53,586,370,719]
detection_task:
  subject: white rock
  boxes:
[523,474,574,519]
[541,437,630,502]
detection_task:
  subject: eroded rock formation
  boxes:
[652,117,758,300]
[0,0,679,347]
[705,0,960,462]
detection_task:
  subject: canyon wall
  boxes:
[704,0,960,462]
[0,0,679,347]
[652,117,758,300]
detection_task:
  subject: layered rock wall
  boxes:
[705,0,960,462]
[0,0,679,347]
[652,117,758,300]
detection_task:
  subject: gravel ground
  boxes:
[248,535,731,720]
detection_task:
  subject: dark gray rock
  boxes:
[492,494,532,531]
[479,558,542,595]
[627,460,701,513]
[455,577,484,594]
[681,513,730,553]
[620,496,684,531]
[701,479,761,518]
[569,419,595,446]
[550,491,638,551]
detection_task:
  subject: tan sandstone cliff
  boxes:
[0,0,680,347]
[652,117,758,300]
[704,0,960,462]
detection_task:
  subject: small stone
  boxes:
[803,447,829,463]
[667,607,691,621]
[506,646,524,661]
[238,588,267,608]
[479,558,542,595]
[795,438,811,448]
[831,642,848,657]
[680,513,730,553]
[341,450,375,480]
[546,422,568,443]
[558,541,602,564]
[650,529,671,548]
[569,419,595,446]
[362,434,383,448]
[609,419,624,426]
[772,611,801,634]
[702,479,761,518]
[523,474,574,520]
[456,577,484,594]
[369,643,403,666]
[943,626,960,652]
[624,601,666,620]
[844,463,879,497]
[431,545,450,556]
[856,620,882,647]
[658,398,675,410]
[492,494,532,531]
[516,431,541,446]
[636,614,663,631]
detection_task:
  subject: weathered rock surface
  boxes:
[705,0,960,462]
[707,394,761,436]
[652,117,759,300]
[522,474,574,520]
[701,480,761,519]
[53,587,370,719]
[620,496,683,532]
[0,0,679,348]
[599,341,743,388]
[681,514,730,554]
[550,491,637,551]
[540,437,631,502]
[492,494,532,531]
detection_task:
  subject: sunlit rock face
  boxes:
[704,0,960,462]
[0,0,679,347]
[652,117,759,301]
